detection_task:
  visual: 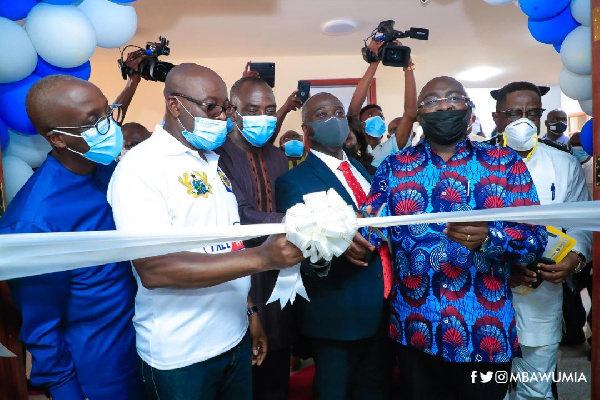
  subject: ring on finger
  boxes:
[466,234,471,242]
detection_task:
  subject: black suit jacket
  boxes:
[276,152,386,341]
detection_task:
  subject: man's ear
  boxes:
[46,131,67,149]
[166,97,181,119]
[491,111,499,126]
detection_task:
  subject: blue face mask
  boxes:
[236,112,278,147]
[308,116,349,148]
[176,98,228,151]
[55,118,123,165]
[284,139,304,157]
[226,117,234,134]
[572,146,590,163]
[364,116,386,138]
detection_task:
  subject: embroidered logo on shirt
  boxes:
[178,171,212,198]
[217,167,233,193]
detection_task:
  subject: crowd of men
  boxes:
[0,36,594,400]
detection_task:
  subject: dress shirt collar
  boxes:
[310,149,349,171]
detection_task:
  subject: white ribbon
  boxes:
[266,190,358,306]
[1,197,600,307]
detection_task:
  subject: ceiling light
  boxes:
[322,19,357,36]
[456,66,502,82]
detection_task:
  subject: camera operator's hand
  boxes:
[243,61,261,78]
[124,50,145,82]
[281,90,303,114]
[368,38,384,60]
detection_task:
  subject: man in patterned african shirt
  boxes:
[362,76,547,400]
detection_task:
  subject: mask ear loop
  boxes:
[173,97,195,132]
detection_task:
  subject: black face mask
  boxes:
[343,145,358,158]
[548,122,567,134]
[418,109,470,146]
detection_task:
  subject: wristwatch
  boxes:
[571,250,586,274]
[403,63,416,71]
[247,305,259,317]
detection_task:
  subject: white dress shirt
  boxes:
[108,125,250,370]
[311,149,370,207]
[512,143,592,347]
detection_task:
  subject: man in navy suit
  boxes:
[276,93,391,399]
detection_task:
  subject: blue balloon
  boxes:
[520,0,570,21]
[0,119,8,151]
[580,119,594,156]
[528,6,579,44]
[554,43,562,53]
[109,0,136,3]
[0,75,42,135]
[0,0,39,20]
[34,57,91,80]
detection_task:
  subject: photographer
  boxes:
[348,38,417,168]
[114,50,144,122]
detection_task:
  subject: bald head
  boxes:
[418,76,467,105]
[301,92,344,123]
[26,75,106,135]
[164,63,227,100]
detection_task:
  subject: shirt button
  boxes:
[442,283,448,288]
[442,191,447,196]
[443,318,449,324]
[377,273,382,279]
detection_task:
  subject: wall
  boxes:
[89,53,413,142]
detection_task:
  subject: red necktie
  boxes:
[338,161,393,298]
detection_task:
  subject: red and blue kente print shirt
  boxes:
[362,138,547,363]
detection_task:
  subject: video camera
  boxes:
[118,36,175,82]
[361,21,429,67]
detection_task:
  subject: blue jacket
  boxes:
[0,155,142,400]
[276,152,386,341]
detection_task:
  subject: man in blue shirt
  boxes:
[362,76,547,400]
[0,75,143,399]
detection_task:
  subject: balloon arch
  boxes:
[0,0,138,203]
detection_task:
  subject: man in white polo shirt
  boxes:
[108,63,304,400]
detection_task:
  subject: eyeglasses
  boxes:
[172,93,236,117]
[418,95,472,110]
[498,108,546,122]
[52,104,123,135]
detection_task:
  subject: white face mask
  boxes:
[503,118,538,151]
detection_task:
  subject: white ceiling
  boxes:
[93,0,563,88]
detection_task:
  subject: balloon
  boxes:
[520,0,570,21]
[0,75,42,135]
[580,119,593,155]
[2,155,34,205]
[0,18,38,84]
[571,0,591,26]
[554,43,562,53]
[26,3,97,68]
[0,119,8,150]
[0,0,38,20]
[580,99,592,116]
[78,0,137,48]
[560,26,592,75]
[5,129,51,168]
[559,68,592,101]
[108,0,136,2]
[34,57,92,80]
[527,6,579,45]
[483,0,513,4]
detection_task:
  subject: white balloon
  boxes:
[579,99,593,116]
[78,0,137,49]
[571,0,591,26]
[559,67,592,101]
[561,26,592,76]
[483,0,513,4]
[2,155,34,205]
[0,18,38,84]
[5,130,51,168]
[25,3,96,68]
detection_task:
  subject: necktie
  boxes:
[338,161,392,298]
